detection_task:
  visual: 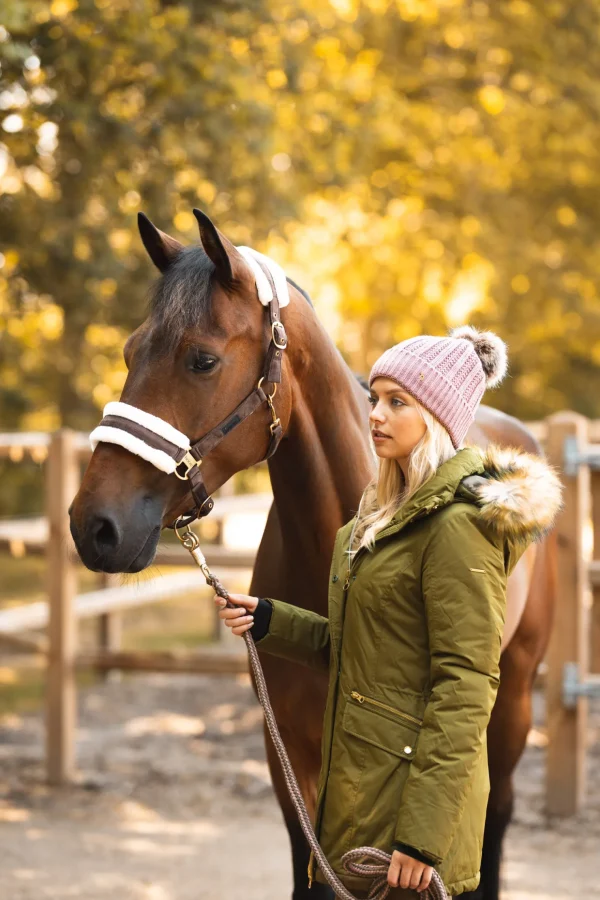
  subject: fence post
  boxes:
[97,573,122,680]
[545,412,591,815]
[46,429,79,785]
[591,471,600,674]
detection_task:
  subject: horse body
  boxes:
[70,212,555,900]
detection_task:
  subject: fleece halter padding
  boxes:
[89,401,190,474]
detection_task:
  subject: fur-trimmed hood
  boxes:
[456,443,564,543]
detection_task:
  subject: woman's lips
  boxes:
[372,431,391,442]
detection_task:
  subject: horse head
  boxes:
[69,210,293,573]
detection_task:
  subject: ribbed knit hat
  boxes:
[368,326,508,448]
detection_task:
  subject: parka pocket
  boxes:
[342,690,422,760]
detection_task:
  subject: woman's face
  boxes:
[368,377,428,462]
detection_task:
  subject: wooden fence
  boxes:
[1,418,599,816]
[0,429,268,784]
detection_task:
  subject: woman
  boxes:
[214,326,563,898]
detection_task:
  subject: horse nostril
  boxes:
[92,513,121,552]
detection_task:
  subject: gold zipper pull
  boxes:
[343,575,350,590]
[350,691,364,703]
[307,848,314,888]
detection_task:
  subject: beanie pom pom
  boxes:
[449,325,508,388]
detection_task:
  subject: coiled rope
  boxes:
[176,523,449,900]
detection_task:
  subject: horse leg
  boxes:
[461,649,537,900]
[262,717,335,900]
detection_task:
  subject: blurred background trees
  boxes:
[2,0,600,448]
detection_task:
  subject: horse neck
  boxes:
[267,303,375,552]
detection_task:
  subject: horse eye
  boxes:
[190,353,218,373]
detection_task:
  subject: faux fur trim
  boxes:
[102,401,190,449]
[236,246,290,307]
[89,426,178,475]
[464,444,563,542]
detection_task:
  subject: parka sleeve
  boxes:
[393,509,508,865]
[251,597,331,673]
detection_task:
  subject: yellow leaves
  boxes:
[108,230,131,253]
[229,38,249,59]
[511,274,530,295]
[486,47,512,66]
[394,0,438,23]
[2,250,19,274]
[330,0,359,22]
[174,169,200,191]
[74,235,91,261]
[424,239,445,260]
[38,305,64,340]
[101,86,145,121]
[84,196,108,225]
[272,152,291,172]
[287,19,310,44]
[446,254,495,326]
[444,26,464,49]
[173,211,195,233]
[556,206,577,227]
[299,70,319,92]
[370,170,389,188]
[86,324,124,348]
[510,71,533,92]
[5,302,63,347]
[195,180,217,204]
[119,190,141,214]
[478,85,506,115]
[543,240,564,269]
[266,69,288,89]
[314,37,341,60]
[50,0,78,17]
[460,216,481,238]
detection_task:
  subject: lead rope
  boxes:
[175,521,449,900]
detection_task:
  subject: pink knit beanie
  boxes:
[368,326,508,449]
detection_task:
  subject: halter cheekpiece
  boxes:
[89,246,290,528]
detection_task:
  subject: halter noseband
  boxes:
[89,247,289,528]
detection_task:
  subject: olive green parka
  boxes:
[252,444,562,897]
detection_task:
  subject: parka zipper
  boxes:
[349,690,423,727]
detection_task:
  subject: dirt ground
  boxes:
[0,670,598,900]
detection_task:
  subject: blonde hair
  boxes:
[348,399,458,559]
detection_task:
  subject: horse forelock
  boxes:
[148,245,216,349]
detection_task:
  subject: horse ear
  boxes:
[193,208,233,284]
[138,212,184,273]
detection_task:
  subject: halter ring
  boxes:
[257,376,277,400]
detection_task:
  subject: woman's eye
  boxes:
[191,354,218,372]
[391,398,405,407]
[367,396,377,405]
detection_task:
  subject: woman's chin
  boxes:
[373,442,396,458]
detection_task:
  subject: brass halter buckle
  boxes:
[174,450,201,481]
[271,320,287,350]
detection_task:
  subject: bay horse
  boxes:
[69,210,556,900]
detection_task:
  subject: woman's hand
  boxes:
[214,592,258,635]
[387,850,433,893]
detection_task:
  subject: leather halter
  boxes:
[89,257,288,528]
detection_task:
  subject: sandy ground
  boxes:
[0,671,598,900]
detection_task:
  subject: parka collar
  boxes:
[373,446,485,542]
[350,443,562,549]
